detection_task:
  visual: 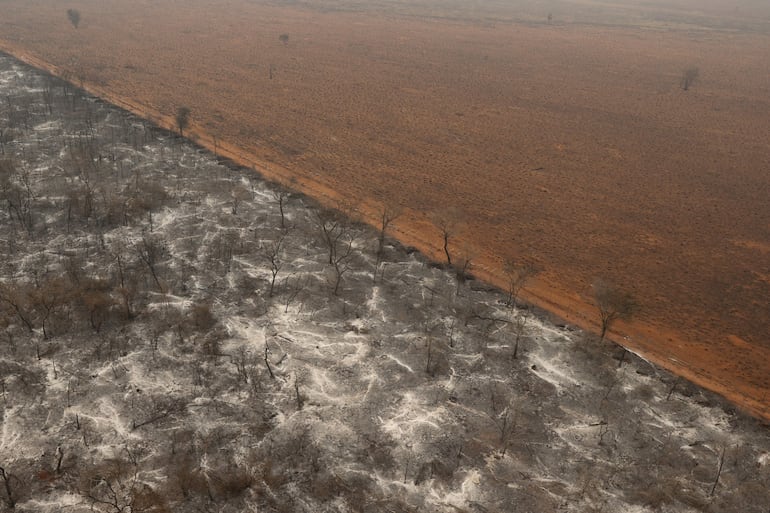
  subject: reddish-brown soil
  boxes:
[2,1,770,418]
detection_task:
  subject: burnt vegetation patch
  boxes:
[0,53,769,513]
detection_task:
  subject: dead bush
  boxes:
[259,459,291,489]
[189,300,217,331]
[210,466,254,498]
[78,458,168,513]
[165,455,210,500]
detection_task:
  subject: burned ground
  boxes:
[0,53,769,513]
[1,0,769,418]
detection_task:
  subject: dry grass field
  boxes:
[1,0,769,417]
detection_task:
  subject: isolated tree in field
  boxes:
[681,67,699,91]
[376,203,402,265]
[432,209,460,267]
[67,9,81,29]
[279,34,289,45]
[593,279,637,342]
[503,259,538,309]
[175,106,191,137]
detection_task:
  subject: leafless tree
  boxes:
[331,234,356,296]
[376,204,402,265]
[0,311,13,351]
[132,396,186,430]
[0,128,14,155]
[593,279,637,342]
[30,276,73,339]
[314,208,350,266]
[132,181,168,231]
[260,233,287,297]
[271,190,290,229]
[489,384,517,456]
[175,107,191,138]
[503,259,538,310]
[42,77,55,116]
[710,445,726,497]
[0,282,35,334]
[264,343,275,379]
[230,184,251,215]
[110,242,137,319]
[434,214,455,266]
[78,457,168,512]
[294,375,304,410]
[0,159,35,234]
[282,275,305,313]
[189,301,217,332]
[136,235,166,293]
[454,253,473,294]
[424,323,448,377]
[55,446,65,474]
[0,466,15,509]
[681,67,699,91]
[80,278,114,333]
[511,308,530,360]
[67,8,81,29]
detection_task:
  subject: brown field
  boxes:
[2,0,770,417]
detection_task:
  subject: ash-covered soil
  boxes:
[1,0,769,419]
[1,53,769,513]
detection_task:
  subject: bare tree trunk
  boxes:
[710,446,726,497]
[0,466,15,509]
[442,231,451,266]
[295,380,303,410]
[667,377,681,400]
[55,446,64,474]
[264,346,275,379]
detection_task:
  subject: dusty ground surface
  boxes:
[1,0,769,418]
[2,52,770,513]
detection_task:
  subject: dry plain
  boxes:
[1,0,770,417]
